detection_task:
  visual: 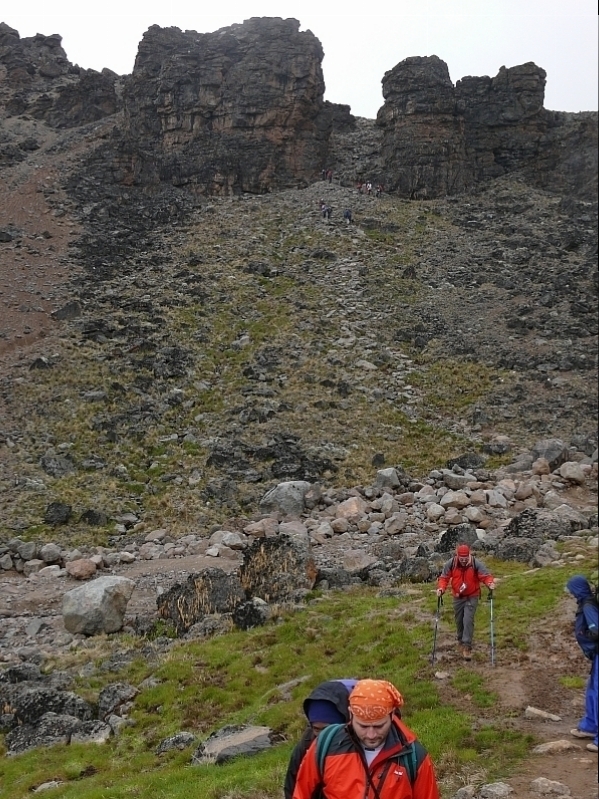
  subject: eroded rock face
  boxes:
[119,18,330,193]
[377,55,597,200]
[0,23,119,127]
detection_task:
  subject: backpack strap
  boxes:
[397,740,426,784]
[398,743,417,783]
[316,723,344,776]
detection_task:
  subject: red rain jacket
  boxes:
[437,555,494,598]
[292,716,440,799]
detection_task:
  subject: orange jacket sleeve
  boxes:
[291,737,320,799]
[412,752,441,799]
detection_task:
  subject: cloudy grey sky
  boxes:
[5,0,597,119]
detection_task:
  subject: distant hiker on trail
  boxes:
[284,679,357,799]
[566,575,598,753]
[376,184,383,197]
[357,182,363,194]
[321,169,327,181]
[292,679,440,799]
[436,544,495,660]
[343,208,352,225]
[326,169,333,183]
[322,204,332,220]
[366,181,373,195]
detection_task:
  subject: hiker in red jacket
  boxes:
[436,544,495,660]
[292,679,440,799]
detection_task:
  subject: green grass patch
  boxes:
[2,556,595,798]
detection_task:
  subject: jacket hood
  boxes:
[302,679,356,722]
[566,575,593,601]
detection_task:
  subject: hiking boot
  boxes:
[586,742,598,753]
[461,645,472,661]
[570,728,595,739]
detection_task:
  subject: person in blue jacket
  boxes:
[566,575,598,752]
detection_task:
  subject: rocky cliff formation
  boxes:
[0,23,119,130]
[1,19,597,199]
[377,55,597,200]
[118,18,331,193]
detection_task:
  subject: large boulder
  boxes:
[239,535,317,602]
[192,724,274,765]
[9,687,93,725]
[436,524,478,553]
[62,576,135,635]
[156,568,245,635]
[259,481,312,517]
[495,537,542,563]
[531,439,568,471]
[503,508,572,541]
[5,712,82,754]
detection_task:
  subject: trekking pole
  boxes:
[488,590,495,666]
[431,595,443,665]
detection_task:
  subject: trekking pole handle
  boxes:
[487,589,493,601]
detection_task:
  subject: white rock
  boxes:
[278,520,309,545]
[426,503,445,521]
[524,706,561,721]
[62,576,135,635]
[336,496,368,521]
[440,490,471,509]
[558,462,586,484]
[343,550,376,571]
[464,506,485,523]
[485,490,508,508]
[145,529,167,542]
[38,565,63,578]
[530,777,571,795]
[479,783,513,798]
[532,740,581,754]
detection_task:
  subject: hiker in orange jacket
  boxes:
[292,679,440,799]
[437,544,495,660]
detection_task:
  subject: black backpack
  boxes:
[582,585,599,643]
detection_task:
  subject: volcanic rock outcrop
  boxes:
[1,19,596,198]
[0,23,119,129]
[377,55,597,200]
[118,18,331,193]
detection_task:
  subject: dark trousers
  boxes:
[453,596,479,647]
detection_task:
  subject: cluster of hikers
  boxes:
[286,678,439,798]
[318,199,352,225]
[282,547,598,797]
[357,181,383,197]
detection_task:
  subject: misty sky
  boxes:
[4,0,598,119]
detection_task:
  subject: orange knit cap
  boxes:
[349,679,404,722]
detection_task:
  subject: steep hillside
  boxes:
[0,163,596,538]
[0,18,597,541]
